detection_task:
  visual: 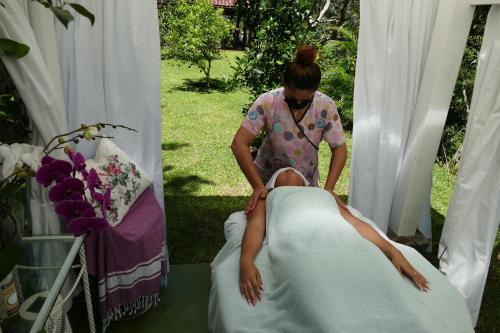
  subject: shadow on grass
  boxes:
[165,175,215,196]
[162,142,190,151]
[165,195,247,265]
[172,77,236,94]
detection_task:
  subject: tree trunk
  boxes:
[332,0,350,40]
[234,15,241,49]
[206,59,212,88]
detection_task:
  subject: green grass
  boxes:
[162,51,499,331]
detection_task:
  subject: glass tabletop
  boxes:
[1,235,82,333]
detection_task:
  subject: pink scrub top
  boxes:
[242,87,345,186]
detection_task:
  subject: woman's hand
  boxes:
[245,187,268,214]
[390,249,430,292]
[239,257,264,305]
[329,190,347,210]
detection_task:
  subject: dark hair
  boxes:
[283,45,321,91]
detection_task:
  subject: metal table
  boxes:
[2,235,95,333]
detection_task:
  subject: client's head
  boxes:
[274,169,307,187]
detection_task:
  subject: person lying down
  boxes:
[208,168,474,332]
[239,167,429,306]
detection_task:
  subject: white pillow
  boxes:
[85,139,152,226]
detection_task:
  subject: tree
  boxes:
[317,26,357,130]
[232,0,318,98]
[165,0,233,87]
[234,0,262,48]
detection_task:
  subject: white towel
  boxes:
[265,167,310,189]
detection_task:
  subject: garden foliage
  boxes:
[164,0,233,87]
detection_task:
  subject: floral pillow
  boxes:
[85,139,151,227]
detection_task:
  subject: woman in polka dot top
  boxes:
[231,45,348,214]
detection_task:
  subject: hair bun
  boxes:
[295,45,318,66]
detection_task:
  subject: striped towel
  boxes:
[85,187,169,331]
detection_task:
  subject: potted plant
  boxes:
[0,143,42,282]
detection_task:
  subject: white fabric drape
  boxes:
[54,0,106,159]
[0,1,68,144]
[99,0,164,210]
[54,0,165,211]
[438,5,500,326]
[349,0,438,239]
[0,0,68,237]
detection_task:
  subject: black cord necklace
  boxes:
[286,101,319,151]
[288,101,312,123]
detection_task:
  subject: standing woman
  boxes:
[231,45,348,212]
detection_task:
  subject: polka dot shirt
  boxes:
[242,87,345,186]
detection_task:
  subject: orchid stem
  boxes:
[43,123,137,154]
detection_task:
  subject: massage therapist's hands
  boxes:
[329,190,348,210]
[389,249,430,292]
[239,257,264,306]
[245,186,268,214]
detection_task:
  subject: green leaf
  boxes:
[51,7,74,28]
[69,3,95,26]
[0,38,30,58]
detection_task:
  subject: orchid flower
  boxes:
[36,159,73,186]
[48,178,85,202]
[67,216,108,236]
[0,143,44,180]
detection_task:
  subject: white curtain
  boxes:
[349,0,438,240]
[0,1,68,238]
[55,0,165,211]
[54,0,106,158]
[438,5,500,326]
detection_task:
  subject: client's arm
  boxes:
[338,205,430,292]
[239,196,266,305]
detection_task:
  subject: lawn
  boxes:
[161,51,499,331]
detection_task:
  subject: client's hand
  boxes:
[245,187,268,214]
[239,258,264,306]
[390,249,430,292]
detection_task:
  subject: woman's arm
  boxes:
[324,143,348,209]
[239,196,266,305]
[324,142,347,193]
[231,126,268,213]
[338,205,430,292]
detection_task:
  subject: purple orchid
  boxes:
[67,216,108,236]
[48,178,85,202]
[91,186,112,218]
[68,150,86,172]
[91,186,110,204]
[36,150,112,237]
[41,155,55,165]
[55,199,95,221]
[86,168,102,193]
[36,159,72,186]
